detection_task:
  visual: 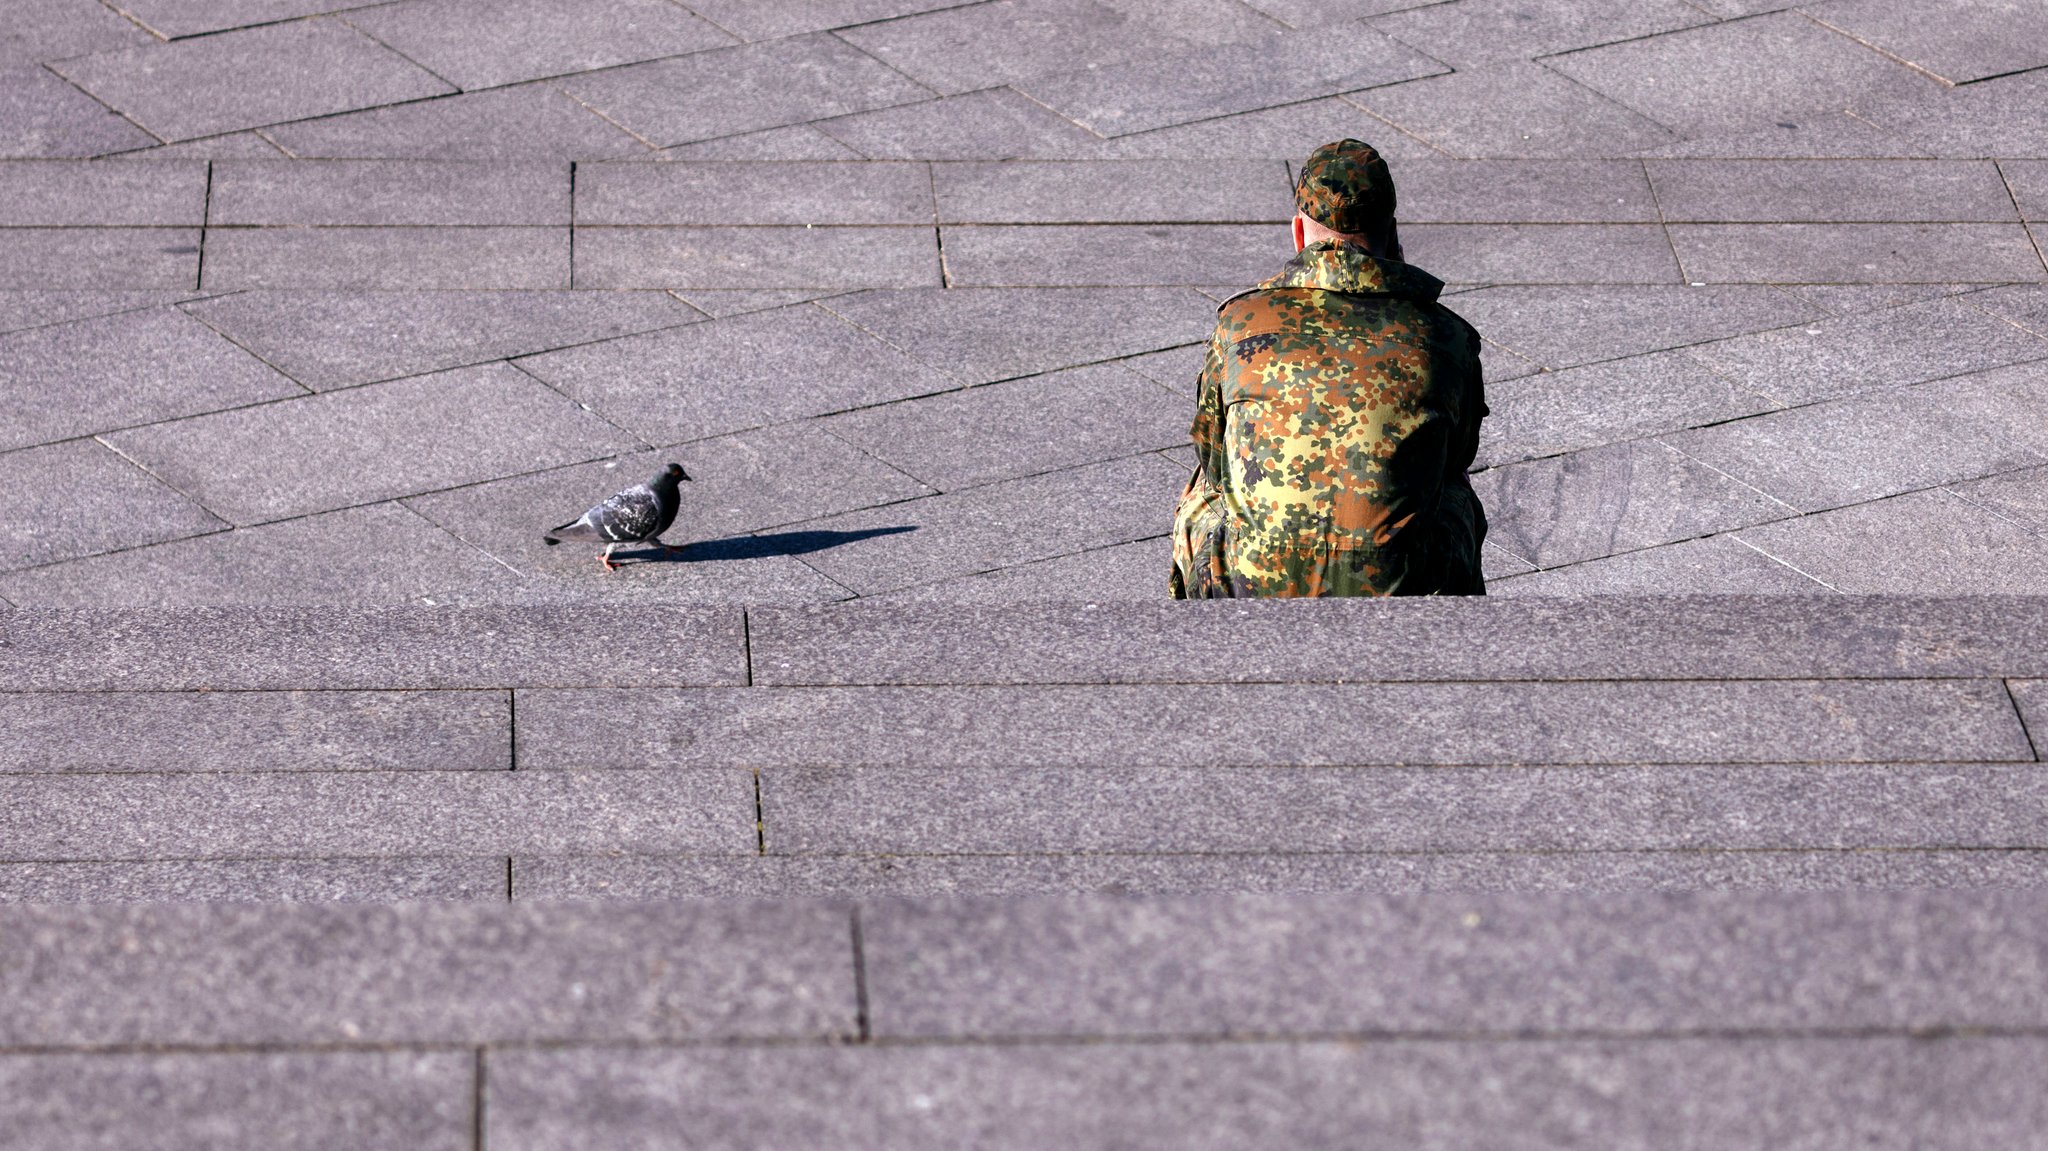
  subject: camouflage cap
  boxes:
[1294,139,1396,235]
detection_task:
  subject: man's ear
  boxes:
[1291,214,1307,252]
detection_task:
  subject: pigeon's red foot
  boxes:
[599,554,619,572]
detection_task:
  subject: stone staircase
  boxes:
[2,597,2045,1146]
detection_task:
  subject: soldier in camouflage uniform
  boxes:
[1170,139,1489,598]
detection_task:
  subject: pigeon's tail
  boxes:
[542,535,562,546]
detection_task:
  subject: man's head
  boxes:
[1292,139,1401,259]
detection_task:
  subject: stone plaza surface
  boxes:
[7,0,2048,1145]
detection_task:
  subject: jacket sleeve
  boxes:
[1169,336,1233,598]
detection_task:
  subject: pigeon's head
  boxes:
[661,462,690,484]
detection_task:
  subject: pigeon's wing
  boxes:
[591,483,664,542]
[544,510,605,543]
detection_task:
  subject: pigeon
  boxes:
[543,462,691,571]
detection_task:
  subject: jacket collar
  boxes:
[1229,240,1444,304]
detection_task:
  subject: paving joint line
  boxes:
[36,59,166,146]
[849,905,872,1043]
[2006,679,2043,762]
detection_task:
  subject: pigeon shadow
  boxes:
[619,525,918,564]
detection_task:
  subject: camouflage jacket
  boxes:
[1170,241,1489,598]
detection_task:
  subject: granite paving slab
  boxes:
[940,223,1278,287]
[517,678,2030,767]
[0,605,745,690]
[208,160,569,226]
[1805,0,2048,85]
[655,125,865,161]
[670,289,848,317]
[496,1036,2047,1150]
[1387,159,1658,223]
[1737,489,2048,594]
[106,362,632,523]
[0,900,853,1046]
[200,226,571,290]
[182,289,700,391]
[765,762,2048,856]
[2003,161,2047,222]
[874,535,1174,602]
[1633,109,1931,161]
[260,83,650,161]
[49,18,454,142]
[572,225,938,289]
[1647,159,2016,224]
[1352,61,1679,159]
[110,0,385,39]
[576,161,933,225]
[0,290,202,336]
[0,1050,471,1151]
[681,0,983,40]
[0,305,299,451]
[1858,68,2048,160]
[1783,283,1970,315]
[860,890,2048,1038]
[932,160,1290,224]
[345,0,734,90]
[820,287,1216,384]
[1448,285,1822,369]
[1473,349,1777,467]
[0,768,753,859]
[744,597,2048,684]
[810,88,1118,161]
[0,857,507,903]
[0,160,207,226]
[0,439,224,572]
[777,453,1186,594]
[1487,534,1832,595]
[1951,464,2048,535]
[819,363,1184,490]
[1013,21,1445,138]
[1399,224,1681,285]
[559,33,932,149]
[1472,440,1791,567]
[2014,680,2045,759]
[0,64,157,159]
[1541,12,1930,140]
[0,227,200,289]
[1369,0,1713,68]
[1682,295,2048,405]
[1668,223,2048,284]
[0,688,507,773]
[1119,343,1207,394]
[114,132,293,160]
[0,502,521,607]
[1088,95,1447,162]
[0,0,153,64]
[517,305,955,443]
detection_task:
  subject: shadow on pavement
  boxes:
[622,526,918,564]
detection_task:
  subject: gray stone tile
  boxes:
[834,0,1277,98]
[863,890,2048,1037]
[666,288,842,317]
[2015,680,2045,760]
[572,225,937,289]
[1480,538,1536,579]
[0,0,152,64]
[932,160,1289,224]
[1450,285,1821,369]
[681,0,982,40]
[0,899,851,1045]
[2004,161,2048,222]
[0,687,506,773]
[1788,283,1974,315]
[517,306,955,442]
[0,160,207,225]
[0,63,157,159]
[1683,296,2048,405]
[813,89,1102,161]
[877,536,1174,602]
[0,439,224,572]
[0,605,745,690]
[1239,0,1450,23]
[1632,110,1931,160]
[112,0,383,38]
[0,306,299,451]
[941,224,1280,287]
[819,363,1185,490]
[1474,349,1777,467]
[1391,159,1658,223]
[1401,224,1681,285]
[184,289,699,391]
[346,0,734,90]
[1669,223,2048,284]
[1119,342,1207,395]
[0,858,503,903]
[487,1037,2048,1149]
[1014,22,1445,138]
[262,83,651,161]
[1950,464,2048,536]
[1858,69,2048,161]
[782,453,1187,594]
[0,227,199,289]
[653,125,864,161]
[765,762,2048,855]
[519,678,2029,768]
[0,1051,471,1151]
[1543,11,1931,140]
[201,226,570,290]
[559,33,931,149]
[108,131,293,160]
[1649,159,2015,223]
[1088,96,1446,161]
[1371,0,1712,68]
[1355,61,1679,159]
[50,18,453,142]
[209,160,568,225]
[0,289,200,335]
[1474,440,1791,567]
[1488,534,1832,595]
[1806,0,2048,85]
[1738,489,2048,594]
[1,767,752,859]
[577,161,932,225]
[104,362,633,524]
[0,502,521,607]
[820,286,1216,384]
